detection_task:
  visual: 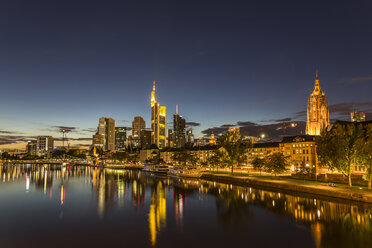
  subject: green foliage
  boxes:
[207,152,223,170]
[110,151,128,161]
[251,157,265,171]
[146,154,165,165]
[127,153,139,163]
[316,123,365,187]
[356,124,372,188]
[264,152,288,176]
[1,152,11,160]
[172,149,197,166]
[217,131,251,174]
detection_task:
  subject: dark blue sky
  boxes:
[0,0,371,148]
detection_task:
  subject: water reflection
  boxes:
[0,164,372,248]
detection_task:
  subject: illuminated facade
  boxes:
[27,140,37,155]
[280,135,317,172]
[209,133,216,145]
[37,136,54,155]
[351,110,366,122]
[151,81,167,148]
[92,133,104,148]
[306,70,330,135]
[173,110,186,148]
[98,117,115,150]
[132,116,145,148]
[115,127,127,150]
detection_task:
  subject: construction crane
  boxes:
[282,121,297,136]
[60,128,71,149]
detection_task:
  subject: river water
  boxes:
[0,164,371,248]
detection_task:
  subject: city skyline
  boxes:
[1,0,372,149]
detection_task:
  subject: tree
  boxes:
[127,153,139,163]
[172,149,197,166]
[316,123,364,187]
[1,152,10,160]
[217,131,251,174]
[356,124,372,189]
[264,152,288,177]
[110,151,128,162]
[251,157,265,175]
[207,152,222,172]
[146,154,165,165]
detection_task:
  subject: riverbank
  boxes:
[201,173,372,204]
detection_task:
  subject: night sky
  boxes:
[1,0,371,149]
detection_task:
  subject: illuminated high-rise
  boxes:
[132,116,145,148]
[306,70,330,135]
[37,136,54,155]
[173,105,186,148]
[115,127,127,150]
[151,81,167,148]
[98,117,115,150]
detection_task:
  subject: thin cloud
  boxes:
[342,75,372,84]
[186,122,201,127]
[202,120,306,140]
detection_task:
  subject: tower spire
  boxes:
[176,104,178,114]
[313,69,321,95]
[153,80,156,91]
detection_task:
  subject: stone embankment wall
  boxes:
[202,173,372,204]
[291,173,367,186]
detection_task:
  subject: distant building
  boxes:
[26,140,37,156]
[167,129,174,148]
[209,133,217,145]
[351,110,366,122]
[115,127,127,150]
[228,126,240,133]
[173,107,186,148]
[92,134,104,148]
[132,116,145,136]
[98,117,115,150]
[141,129,152,149]
[306,70,330,135]
[131,116,145,148]
[186,129,194,144]
[151,81,167,148]
[197,138,207,146]
[37,136,54,155]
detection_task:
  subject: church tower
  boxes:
[306,70,330,135]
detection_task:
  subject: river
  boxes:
[0,164,371,248]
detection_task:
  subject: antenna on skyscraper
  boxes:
[176,104,178,114]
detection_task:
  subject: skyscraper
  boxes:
[173,105,186,148]
[132,116,145,148]
[37,136,54,155]
[141,129,152,149]
[151,81,167,148]
[132,116,146,137]
[98,117,115,150]
[93,134,104,148]
[306,70,330,135]
[115,127,127,150]
[27,140,37,155]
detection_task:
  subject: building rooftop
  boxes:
[281,135,316,143]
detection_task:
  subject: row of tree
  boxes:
[316,122,372,188]
[251,153,289,176]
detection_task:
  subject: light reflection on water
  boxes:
[0,164,371,248]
